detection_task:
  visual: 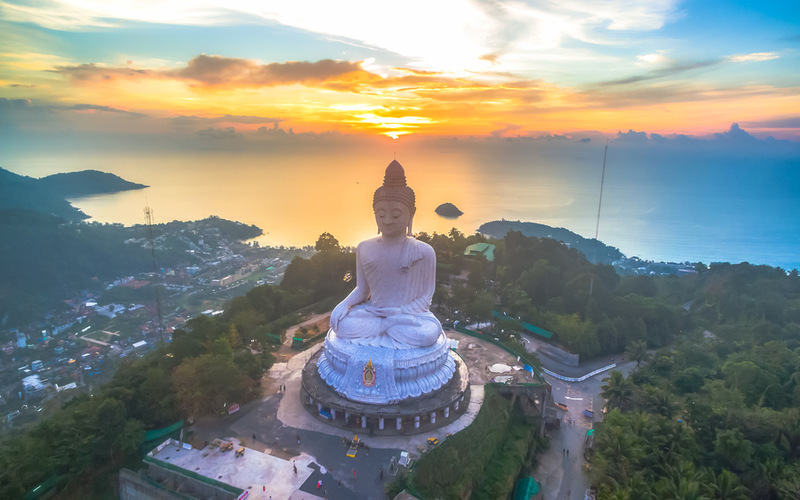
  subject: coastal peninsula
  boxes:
[0,167,148,221]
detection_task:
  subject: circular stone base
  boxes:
[301,349,471,435]
[318,330,455,404]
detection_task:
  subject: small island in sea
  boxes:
[435,202,464,218]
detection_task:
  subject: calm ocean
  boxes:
[7,141,800,270]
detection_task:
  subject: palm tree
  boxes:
[622,471,657,500]
[625,339,651,370]
[656,460,713,500]
[658,478,711,500]
[750,458,783,499]
[778,414,800,458]
[652,416,699,470]
[712,469,750,500]
[776,463,800,499]
[602,370,634,412]
[637,384,676,418]
[604,490,633,500]
[594,423,645,484]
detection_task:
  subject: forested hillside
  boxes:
[0,168,87,221]
[0,234,352,499]
[430,229,688,360]
[2,227,798,498]
[0,211,261,324]
[0,167,147,222]
[417,231,800,498]
[591,264,800,499]
[479,219,625,264]
[37,170,147,197]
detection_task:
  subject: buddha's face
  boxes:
[374,200,412,238]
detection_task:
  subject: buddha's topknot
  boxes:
[373,160,416,213]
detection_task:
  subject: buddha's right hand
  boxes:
[330,302,349,331]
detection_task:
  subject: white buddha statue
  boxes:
[330,160,442,348]
[317,161,455,404]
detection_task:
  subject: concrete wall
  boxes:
[535,342,580,367]
[120,466,240,500]
[145,463,239,500]
[119,469,192,500]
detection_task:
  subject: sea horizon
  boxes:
[5,134,799,271]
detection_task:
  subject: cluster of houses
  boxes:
[1,222,311,429]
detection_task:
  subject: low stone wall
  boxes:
[534,342,580,367]
[542,364,616,382]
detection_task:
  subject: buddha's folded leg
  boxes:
[334,307,385,339]
[384,314,441,348]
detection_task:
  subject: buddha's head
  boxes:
[373,160,416,237]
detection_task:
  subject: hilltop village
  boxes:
[0,218,312,429]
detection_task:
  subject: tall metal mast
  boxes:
[589,139,609,296]
[144,204,165,344]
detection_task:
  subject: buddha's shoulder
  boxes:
[404,237,436,260]
[356,237,382,251]
[412,238,436,255]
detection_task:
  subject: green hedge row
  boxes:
[405,386,543,499]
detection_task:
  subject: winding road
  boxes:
[525,334,637,500]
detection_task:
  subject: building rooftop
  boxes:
[146,438,315,499]
[463,242,495,262]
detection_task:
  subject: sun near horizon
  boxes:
[1,1,798,144]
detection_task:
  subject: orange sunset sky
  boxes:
[1,0,799,144]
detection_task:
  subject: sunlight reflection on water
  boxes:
[13,147,799,269]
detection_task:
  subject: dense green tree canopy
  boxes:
[590,264,800,499]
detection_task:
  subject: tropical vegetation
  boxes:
[3,226,799,499]
[388,386,547,500]
[591,263,800,499]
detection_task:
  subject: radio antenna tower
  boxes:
[144,204,165,344]
[589,138,609,296]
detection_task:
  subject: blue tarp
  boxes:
[513,476,541,499]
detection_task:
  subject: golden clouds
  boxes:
[1,51,73,71]
[12,51,797,139]
[41,54,578,135]
[171,56,365,87]
[52,56,367,88]
[52,63,153,81]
